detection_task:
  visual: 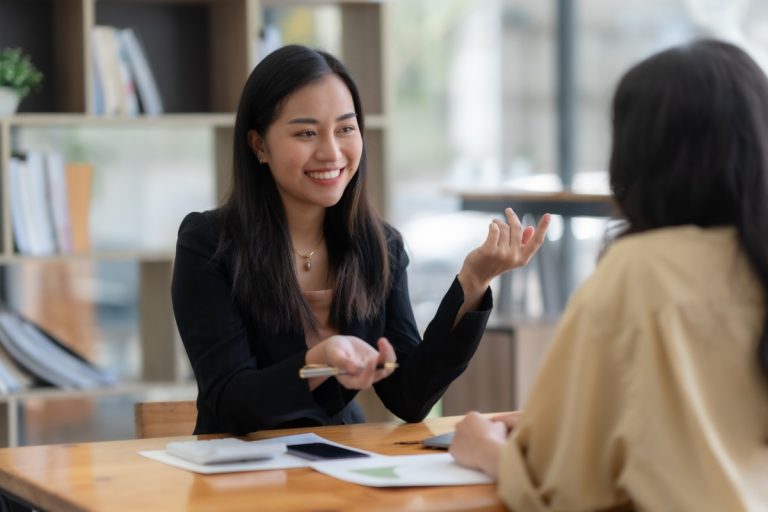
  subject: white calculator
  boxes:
[165,438,287,465]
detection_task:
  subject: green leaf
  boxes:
[0,47,43,98]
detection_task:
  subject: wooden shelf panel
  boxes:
[260,0,385,6]
[0,250,174,265]
[0,381,195,404]
[4,112,376,128]
[1,113,234,128]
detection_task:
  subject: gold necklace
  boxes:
[293,237,323,272]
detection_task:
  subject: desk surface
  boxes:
[455,188,611,202]
[0,416,503,512]
[450,187,615,217]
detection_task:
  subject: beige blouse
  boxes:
[498,226,768,511]
[303,289,338,348]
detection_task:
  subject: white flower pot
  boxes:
[0,87,20,115]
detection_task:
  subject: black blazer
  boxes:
[172,210,493,435]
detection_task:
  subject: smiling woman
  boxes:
[247,74,363,214]
[170,44,550,436]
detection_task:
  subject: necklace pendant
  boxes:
[304,257,312,271]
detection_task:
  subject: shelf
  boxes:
[0,381,196,403]
[1,113,235,128]
[0,381,197,447]
[260,0,385,5]
[0,250,175,265]
[0,0,388,448]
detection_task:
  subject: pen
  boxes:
[299,362,399,379]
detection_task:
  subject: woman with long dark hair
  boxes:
[171,45,550,435]
[451,39,768,510]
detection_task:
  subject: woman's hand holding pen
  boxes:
[458,208,551,299]
[304,335,397,390]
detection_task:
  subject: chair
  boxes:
[134,400,197,438]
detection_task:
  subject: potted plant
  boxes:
[0,47,43,115]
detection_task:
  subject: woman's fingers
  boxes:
[503,208,523,247]
[324,335,398,389]
[520,213,551,261]
[373,338,397,382]
[450,412,507,476]
[520,225,535,245]
[458,208,551,289]
[493,218,511,247]
[481,221,501,251]
[324,336,375,384]
[491,410,523,432]
[336,358,376,389]
[376,337,396,365]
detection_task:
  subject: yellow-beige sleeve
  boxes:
[496,296,635,511]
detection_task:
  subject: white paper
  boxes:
[310,453,494,487]
[138,433,384,475]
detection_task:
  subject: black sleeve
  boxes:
[171,212,343,434]
[373,233,493,422]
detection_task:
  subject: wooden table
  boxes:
[0,416,503,512]
[457,189,614,218]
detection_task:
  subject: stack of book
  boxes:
[0,309,115,394]
[8,150,92,256]
[92,26,163,116]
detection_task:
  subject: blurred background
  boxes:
[390,0,768,326]
[2,0,767,444]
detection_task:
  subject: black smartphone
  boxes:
[286,442,370,461]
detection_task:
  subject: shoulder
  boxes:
[176,209,226,256]
[178,209,223,234]
[573,225,747,318]
[381,221,407,264]
[597,225,740,284]
[381,222,404,249]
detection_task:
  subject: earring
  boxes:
[257,153,263,164]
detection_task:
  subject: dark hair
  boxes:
[609,39,768,384]
[219,44,390,334]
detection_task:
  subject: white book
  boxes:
[19,321,112,388]
[44,151,74,253]
[0,312,114,390]
[0,342,34,392]
[24,150,57,256]
[92,26,125,116]
[119,28,163,115]
[91,51,105,115]
[0,356,22,394]
[0,313,77,389]
[8,156,33,255]
[115,30,140,115]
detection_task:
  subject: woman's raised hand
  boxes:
[458,209,550,297]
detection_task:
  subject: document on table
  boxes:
[140,433,492,485]
[310,453,494,487]
[138,433,380,475]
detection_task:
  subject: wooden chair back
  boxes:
[134,400,197,438]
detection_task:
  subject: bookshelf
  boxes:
[0,0,390,447]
